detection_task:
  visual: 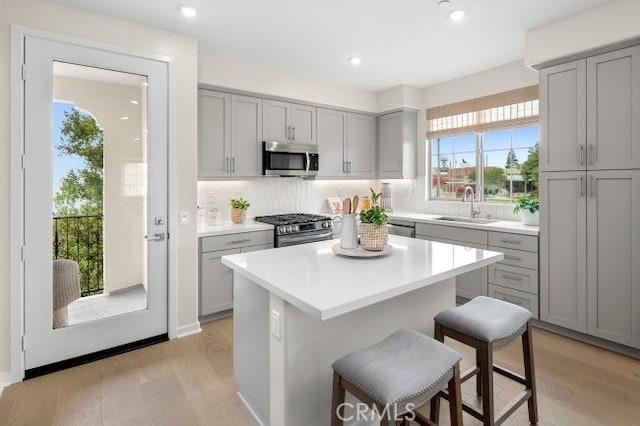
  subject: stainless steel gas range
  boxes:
[254,213,333,247]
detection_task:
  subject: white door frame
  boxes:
[9,25,179,383]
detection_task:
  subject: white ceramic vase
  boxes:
[340,214,358,249]
[520,210,539,226]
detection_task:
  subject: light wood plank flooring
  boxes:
[1,319,639,425]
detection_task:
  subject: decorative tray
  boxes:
[331,243,392,258]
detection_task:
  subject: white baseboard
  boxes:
[175,321,201,338]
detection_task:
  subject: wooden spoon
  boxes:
[352,195,359,214]
[343,198,351,215]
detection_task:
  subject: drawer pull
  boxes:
[503,255,521,261]
[500,297,523,307]
[229,239,251,244]
[500,238,521,245]
[500,273,523,282]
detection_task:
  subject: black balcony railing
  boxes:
[53,214,104,297]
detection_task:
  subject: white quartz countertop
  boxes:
[389,212,539,236]
[197,221,274,237]
[221,235,503,321]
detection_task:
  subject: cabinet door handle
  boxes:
[578,175,584,197]
[500,297,523,307]
[590,175,595,198]
[589,144,595,166]
[232,157,236,173]
[292,126,296,141]
[226,157,230,172]
[500,238,521,245]
[229,239,251,244]
[343,161,347,173]
[503,255,521,261]
[579,144,585,165]
[500,273,523,282]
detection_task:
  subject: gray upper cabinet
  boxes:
[231,95,263,177]
[316,108,347,177]
[316,108,376,178]
[347,113,376,178]
[539,171,587,332]
[198,90,231,178]
[198,90,262,178]
[587,46,640,170]
[586,170,640,348]
[378,110,417,179]
[263,99,316,144]
[539,60,586,172]
[540,46,640,172]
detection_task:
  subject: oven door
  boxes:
[277,230,334,247]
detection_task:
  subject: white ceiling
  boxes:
[49,0,614,91]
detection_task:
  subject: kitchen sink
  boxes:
[434,216,498,224]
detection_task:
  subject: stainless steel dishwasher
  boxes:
[387,218,416,238]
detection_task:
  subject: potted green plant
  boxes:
[229,197,250,224]
[513,196,539,226]
[359,188,389,251]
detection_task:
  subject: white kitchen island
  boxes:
[221,235,503,426]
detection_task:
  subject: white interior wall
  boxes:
[199,54,378,112]
[525,0,640,67]
[0,0,199,381]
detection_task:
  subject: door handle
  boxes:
[226,157,230,172]
[589,144,595,166]
[579,145,584,165]
[292,126,296,141]
[578,175,584,197]
[145,233,165,241]
[590,175,595,198]
[232,157,236,173]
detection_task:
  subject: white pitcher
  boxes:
[340,214,358,249]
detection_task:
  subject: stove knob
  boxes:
[322,222,329,228]
[279,226,286,233]
[286,225,292,232]
[293,225,299,232]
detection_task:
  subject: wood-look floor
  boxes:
[1,319,639,425]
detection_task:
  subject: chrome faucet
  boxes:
[462,186,481,218]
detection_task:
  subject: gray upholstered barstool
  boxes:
[331,329,463,426]
[53,259,81,328]
[432,296,538,425]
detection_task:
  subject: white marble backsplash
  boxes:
[197,177,520,222]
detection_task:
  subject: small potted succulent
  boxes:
[229,197,250,224]
[359,188,389,251]
[513,196,540,226]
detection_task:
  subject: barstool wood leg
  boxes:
[476,348,482,396]
[522,324,539,424]
[448,363,463,426]
[479,342,494,426]
[331,372,345,426]
[430,323,445,423]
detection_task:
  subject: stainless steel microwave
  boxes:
[262,141,319,177]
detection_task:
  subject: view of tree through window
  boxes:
[430,125,539,203]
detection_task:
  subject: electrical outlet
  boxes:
[271,309,281,339]
[207,192,216,202]
[179,211,189,225]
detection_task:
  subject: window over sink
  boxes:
[427,86,539,203]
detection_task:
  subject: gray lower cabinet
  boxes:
[540,170,640,348]
[198,89,262,178]
[378,110,417,179]
[416,223,540,317]
[416,223,489,302]
[199,230,273,316]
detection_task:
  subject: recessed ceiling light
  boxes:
[449,9,466,22]
[349,57,362,66]
[180,5,197,18]
[438,0,451,7]
[120,116,129,120]
[130,100,139,105]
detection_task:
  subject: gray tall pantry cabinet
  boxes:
[539,45,640,349]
